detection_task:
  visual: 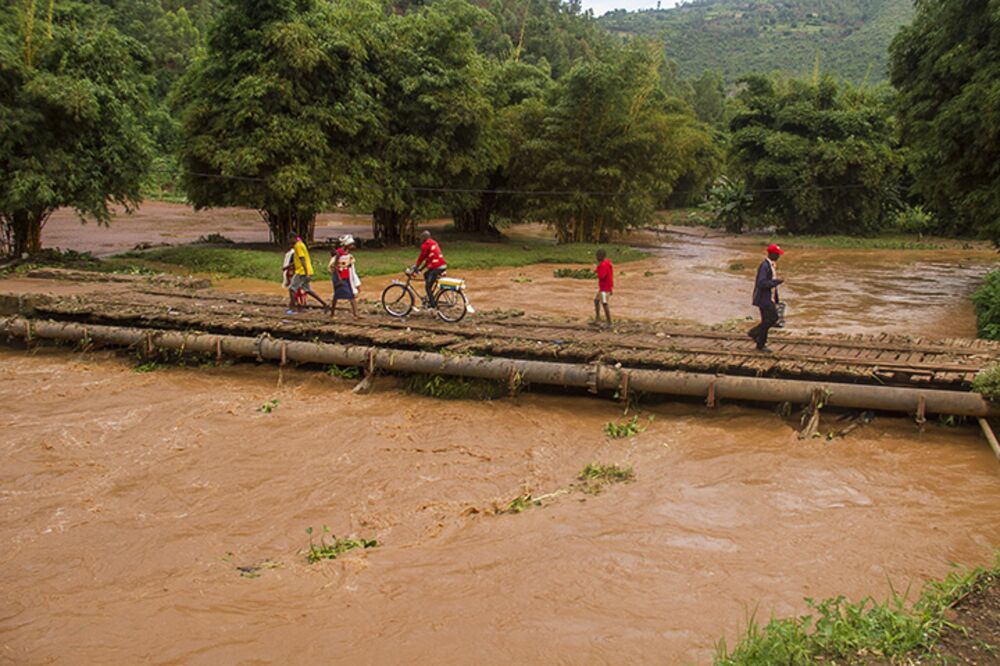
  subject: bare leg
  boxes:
[603,302,612,325]
[330,298,337,318]
[594,295,601,321]
[305,288,327,310]
[350,298,359,319]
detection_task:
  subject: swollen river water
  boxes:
[1,349,999,664]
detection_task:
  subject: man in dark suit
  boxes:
[748,244,785,353]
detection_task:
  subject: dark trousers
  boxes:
[749,302,779,348]
[424,267,446,303]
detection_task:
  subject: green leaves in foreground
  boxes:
[972,364,1000,403]
[716,559,999,665]
[604,415,653,439]
[304,526,377,564]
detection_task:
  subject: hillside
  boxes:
[597,0,914,83]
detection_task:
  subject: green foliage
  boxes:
[503,494,539,514]
[704,176,753,233]
[890,0,1000,243]
[972,364,1000,403]
[599,0,914,85]
[892,204,937,235]
[729,74,902,235]
[604,415,650,439]
[304,526,377,564]
[973,270,1000,342]
[553,267,597,279]
[578,463,634,484]
[256,399,279,414]
[0,3,154,256]
[174,0,383,244]
[327,365,362,380]
[134,361,162,373]
[477,0,611,79]
[406,374,507,401]
[514,40,719,242]
[362,0,496,245]
[715,559,1000,665]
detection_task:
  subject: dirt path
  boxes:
[1,349,999,664]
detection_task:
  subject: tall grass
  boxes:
[715,556,999,665]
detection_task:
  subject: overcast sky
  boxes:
[582,0,681,17]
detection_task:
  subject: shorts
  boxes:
[290,274,311,292]
[597,291,612,304]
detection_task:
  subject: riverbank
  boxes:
[717,556,1000,664]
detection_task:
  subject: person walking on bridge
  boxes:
[747,244,784,353]
[287,234,328,314]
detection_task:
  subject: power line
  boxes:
[158,169,877,199]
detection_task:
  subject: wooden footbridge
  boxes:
[2,270,1000,454]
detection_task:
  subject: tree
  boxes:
[174,0,381,244]
[359,0,495,245]
[0,4,153,257]
[514,41,716,242]
[450,58,553,235]
[688,69,725,126]
[890,0,1000,241]
[728,74,901,235]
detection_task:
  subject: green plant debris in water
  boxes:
[304,526,377,563]
[236,560,282,578]
[503,494,540,514]
[327,364,362,380]
[553,267,598,279]
[133,361,161,373]
[257,399,280,414]
[579,463,635,484]
[604,414,652,439]
[406,374,507,400]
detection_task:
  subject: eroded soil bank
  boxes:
[2,349,999,664]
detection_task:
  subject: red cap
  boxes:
[766,244,784,256]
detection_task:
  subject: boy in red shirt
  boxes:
[594,248,613,325]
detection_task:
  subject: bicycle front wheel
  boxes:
[435,289,468,323]
[381,284,414,317]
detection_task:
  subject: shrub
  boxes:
[893,205,937,234]
[972,270,1000,341]
[972,365,1000,402]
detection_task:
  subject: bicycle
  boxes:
[380,267,470,322]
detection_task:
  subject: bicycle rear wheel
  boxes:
[381,284,414,317]
[435,289,468,322]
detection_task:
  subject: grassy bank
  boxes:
[117,241,647,283]
[760,234,952,250]
[716,555,1000,665]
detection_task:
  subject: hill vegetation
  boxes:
[598,0,914,83]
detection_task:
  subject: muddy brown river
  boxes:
[2,205,1000,664]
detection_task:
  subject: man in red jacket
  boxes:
[412,230,448,306]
